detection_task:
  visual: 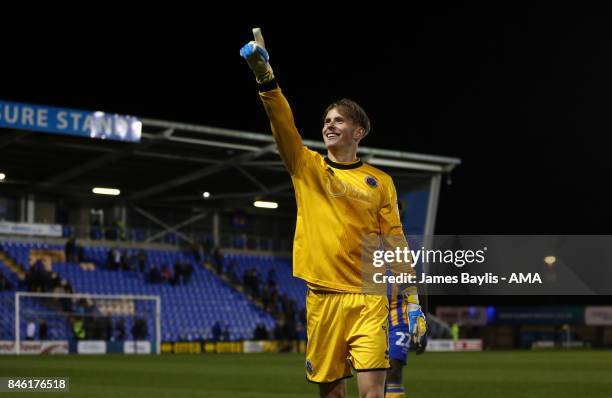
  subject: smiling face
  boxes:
[322,108,365,150]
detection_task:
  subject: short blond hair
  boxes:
[323,99,371,138]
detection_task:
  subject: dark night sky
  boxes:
[1,3,610,234]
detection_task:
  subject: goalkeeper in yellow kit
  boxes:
[240,28,426,398]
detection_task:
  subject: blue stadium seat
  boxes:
[0,239,292,341]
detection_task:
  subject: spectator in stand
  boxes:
[60,280,73,312]
[77,245,85,262]
[132,318,148,340]
[243,268,255,296]
[39,320,48,340]
[115,219,126,241]
[63,280,73,294]
[64,237,77,262]
[27,264,53,293]
[268,287,280,317]
[296,322,307,341]
[225,261,240,285]
[107,248,120,270]
[105,225,118,241]
[280,293,289,313]
[202,237,212,256]
[72,317,85,340]
[222,324,231,341]
[273,316,288,345]
[25,260,42,292]
[274,315,296,353]
[147,266,162,283]
[183,261,194,284]
[137,250,147,273]
[160,264,172,283]
[0,271,12,291]
[261,284,271,311]
[120,249,130,271]
[242,269,251,293]
[266,268,277,289]
[127,251,139,271]
[211,321,222,342]
[253,323,269,340]
[103,317,113,341]
[115,319,126,341]
[52,275,64,294]
[172,261,184,285]
[26,319,36,340]
[90,219,102,240]
[48,272,62,292]
[283,314,297,343]
[75,298,87,316]
[113,249,121,270]
[244,268,261,299]
[213,247,224,274]
[42,267,53,292]
[286,299,298,322]
[280,294,296,322]
[191,240,204,263]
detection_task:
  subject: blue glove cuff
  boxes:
[239,42,269,62]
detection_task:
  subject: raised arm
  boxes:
[240,28,306,176]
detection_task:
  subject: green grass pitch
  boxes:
[1,351,612,397]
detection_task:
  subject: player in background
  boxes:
[385,209,428,398]
[386,287,427,398]
[240,28,427,398]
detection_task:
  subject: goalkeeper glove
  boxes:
[239,27,275,84]
[407,303,427,354]
[404,288,427,354]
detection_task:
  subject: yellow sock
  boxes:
[385,383,405,398]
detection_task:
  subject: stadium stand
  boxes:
[225,253,305,308]
[0,240,288,342]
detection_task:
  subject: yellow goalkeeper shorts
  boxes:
[305,290,390,384]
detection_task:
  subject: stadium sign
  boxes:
[243,341,265,353]
[0,221,62,237]
[123,341,152,354]
[0,341,69,355]
[495,307,584,325]
[585,306,612,326]
[436,306,488,326]
[427,339,483,352]
[0,100,142,142]
[76,341,106,354]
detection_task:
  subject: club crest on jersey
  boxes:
[305,359,314,375]
[365,176,379,188]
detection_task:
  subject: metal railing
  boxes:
[61,225,292,252]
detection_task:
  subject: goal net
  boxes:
[14,292,160,354]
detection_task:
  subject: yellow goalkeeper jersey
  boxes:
[259,84,407,293]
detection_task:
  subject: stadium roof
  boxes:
[0,119,461,211]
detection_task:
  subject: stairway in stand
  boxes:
[0,250,25,281]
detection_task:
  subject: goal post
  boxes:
[14,292,161,355]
